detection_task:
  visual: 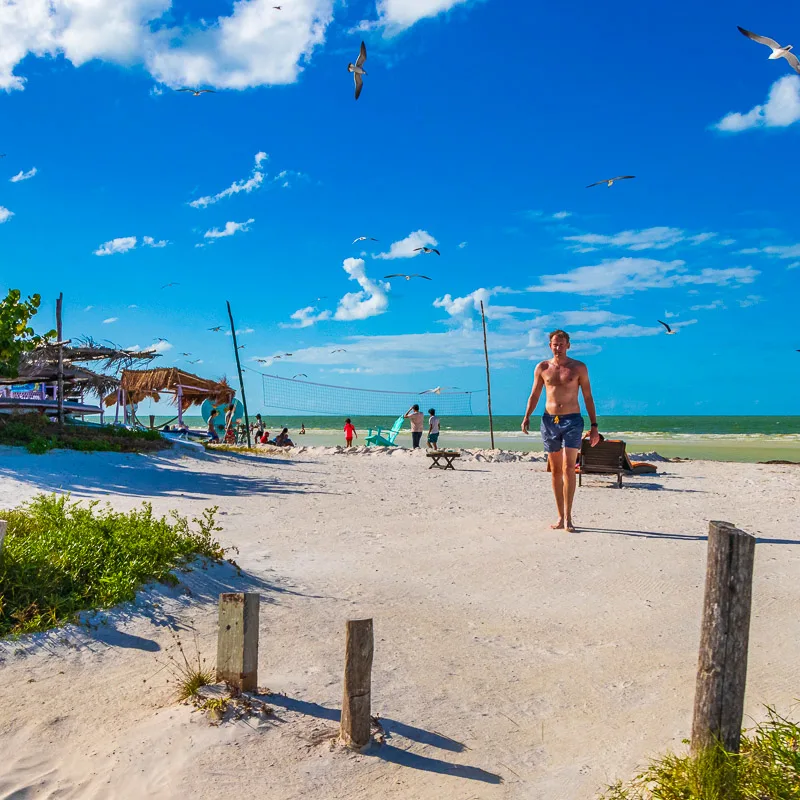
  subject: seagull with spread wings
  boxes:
[658,320,678,335]
[177,88,216,96]
[353,236,378,244]
[348,41,367,100]
[180,352,192,356]
[209,326,224,332]
[383,273,432,281]
[293,374,308,379]
[161,282,179,289]
[413,246,440,255]
[737,26,800,74]
[155,337,168,343]
[586,176,636,188]
[331,349,347,353]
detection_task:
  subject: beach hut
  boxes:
[104,368,235,429]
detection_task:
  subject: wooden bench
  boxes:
[427,450,461,470]
[578,439,626,488]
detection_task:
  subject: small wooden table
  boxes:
[427,450,461,470]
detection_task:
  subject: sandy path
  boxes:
[0,448,798,799]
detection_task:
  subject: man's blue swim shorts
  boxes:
[540,413,584,453]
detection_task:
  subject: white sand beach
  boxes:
[0,446,798,799]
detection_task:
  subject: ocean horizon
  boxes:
[90,413,800,463]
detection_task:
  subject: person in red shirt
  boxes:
[343,418,357,447]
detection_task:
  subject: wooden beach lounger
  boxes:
[427,450,461,470]
[577,439,658,488]
[365,416,405,447]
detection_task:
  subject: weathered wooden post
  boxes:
[216,593,259,692]
[340,618,374,749]
[690,520,756,754]
[0,520,7,554]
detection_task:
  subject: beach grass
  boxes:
[600,707,800,799]
[0,413,168,455]
[0,495,225,636]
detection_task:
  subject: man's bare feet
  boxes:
[565,518,576,532]
[550,519,565,530]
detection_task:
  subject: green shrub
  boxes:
[0,494,225,636]
[0,413,169,454]
[601,707,800,799]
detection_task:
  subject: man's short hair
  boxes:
[549,329,570,344]
[412,404,419,411]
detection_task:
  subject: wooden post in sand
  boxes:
[690,520,756,755]
[480,301,495,449]
[216,593,259,692]
[0,520,6,554]
[340,618,374,749]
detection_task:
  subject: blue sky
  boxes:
[1,0,799,415]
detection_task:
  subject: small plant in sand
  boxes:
[0,495,225,636]
[161,626,216,702]
[600,706,800,799]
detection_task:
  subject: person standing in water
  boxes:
[521,329,600,532]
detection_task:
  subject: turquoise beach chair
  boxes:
[365,416,405,447]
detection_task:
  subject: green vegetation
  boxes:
[0,495,225,636]
[601,707,800,799]
[0,413,168,454]
[0,288,55,378]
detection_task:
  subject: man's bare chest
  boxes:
[543,366,579,387]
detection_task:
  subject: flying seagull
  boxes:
[155,337,168,343]
[421,386,461,394]
[383,273,432,281]
[237,345,245,350]
[282,352,293,357]
[348,41,367,100]
[586,176,636,188]
[737,26,800,74]
[161,282,179,289]
[180,352,192,356]
[188,359,202,364]
[273,5,281,8]
[256,358,271,363]
[208,326,224,332]
[177,88,216,96]
[331,349,347,353]
[353,236,378,244]
[658,320,678,335]
[413,246,440,255]
[293,374,308,379]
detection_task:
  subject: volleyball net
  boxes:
[261,373,476,416]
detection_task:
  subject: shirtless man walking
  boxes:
[521,329,600,532]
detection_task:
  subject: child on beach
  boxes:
[207,409,220,442]
[343,418,357,447]
[427,408,440,450]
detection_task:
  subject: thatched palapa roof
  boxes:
[104,368,235,410]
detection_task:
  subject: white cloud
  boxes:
[0,0,334,93]
[376,0,476,32]
[94,236,137,256]
[688,232,717,245]
[190,152,266,208]
[142,235,168,248]
[102,317,118,324]
[434,287,538,322]
[743,243,800,259]
[564,226,686,252]
[569,323,665,340]
[788,262,800,270]
[690,300,726,311]
[718,239,736,246]
[224,327,255,336]
[334,258,390,321]
[374,230,437,260]
[151,340,173,353]
[84,305,93,311]
[282,306,332,329]
[713,75,800,132]
[457,241,468,249]
[526,210,573,222]
[0,206,13,224]
[203,219,254,239]
[526,257,759,297]
[9,167,37,182]
[738,294,764,308]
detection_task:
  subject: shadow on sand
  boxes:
[0,450,338,499]
[581,527,800,545]
[265,695,502,784]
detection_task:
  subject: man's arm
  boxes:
[521,364,545,434]
[579,363,600,446]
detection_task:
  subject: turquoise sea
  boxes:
[110,414,800,463]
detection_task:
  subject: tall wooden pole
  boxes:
[56,292,65,427]
[691,520,756,755]
[480,301,495,449]
[340,618,374,750]
[226,301,252,447]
